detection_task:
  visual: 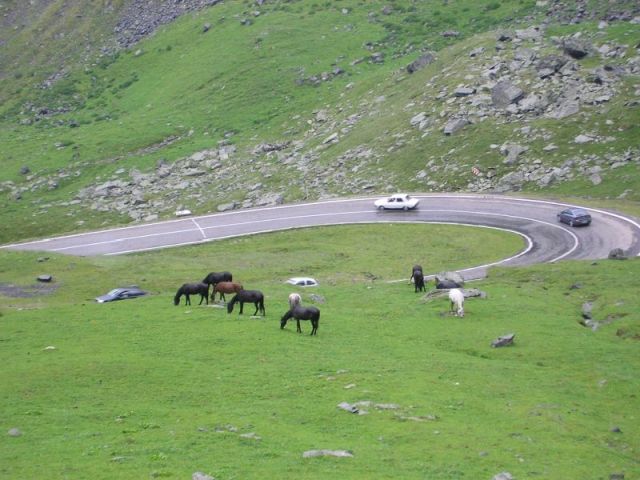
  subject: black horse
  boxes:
[174,282,210,306]
[413,271,426,292]
[227,290,265,316]
[202,271,233,288]
[281,305,320,335]
[410,264,423,283]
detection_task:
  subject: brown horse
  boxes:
[211,281,244,302]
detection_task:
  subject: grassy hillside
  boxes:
[1,224,638,479]
[1,0,639,243]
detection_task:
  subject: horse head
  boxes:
[227,295,237,313]
[280,310,292,329]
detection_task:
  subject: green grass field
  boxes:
[1,224,638,479]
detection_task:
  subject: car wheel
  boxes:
[377,205,385,210]
[569,219,574,227]
[403,205,409,211]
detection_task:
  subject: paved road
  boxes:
[4,194,640,280]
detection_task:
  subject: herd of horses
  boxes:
[172,265,466,336]
[411,264,465,317]
[173,271,319,335]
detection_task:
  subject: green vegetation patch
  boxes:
[1,224,638,479]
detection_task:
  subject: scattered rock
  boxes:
[454,86,476,97]
[500,144,528,165]
[443,118,470,135]
[493,473,514,480]
[309,294,326,304]
[435,271,465,286]
[608,248,628,260]
[20,166,30,175]
[303,449,353,458]
[491,333,515,348]
[497,31,513,42]
[581,302,594,320]
[491,80,525,108]
[563,38,591,59]
[8,428,22,437]
[406,52,436,73]
[192,472,215,480]
[37,275,53,283]
[337,402,367,415]
[574,134,595,144]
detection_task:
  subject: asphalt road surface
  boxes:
[4,194,640,280]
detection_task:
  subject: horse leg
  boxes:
[238,301,244,314]
[185,294,191,306]
[220,292,226,303]
[311,320,317,335]
[296,319,301,333]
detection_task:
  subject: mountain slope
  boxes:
[0,0,639,243]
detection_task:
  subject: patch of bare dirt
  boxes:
[0,282,58,298]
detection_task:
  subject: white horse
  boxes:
[448,288,465,317]
[288,293,302,309]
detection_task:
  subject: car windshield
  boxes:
[107,289,124,296]
[572,209,589,216]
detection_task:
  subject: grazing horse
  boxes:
[227,290,266,316]
[288,293,302,309]
[202,271,233,288]
[174,282,210,306]
[448,288,465,317]
[413,271,426,293]
[281,305,320,335]
[410,264,423,283]
[211,281,244,302]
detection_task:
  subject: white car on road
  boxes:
[374,193,419,211]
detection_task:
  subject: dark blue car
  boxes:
[96,286,147,303]
[557,208,591,227]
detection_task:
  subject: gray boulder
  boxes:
[608,248,628,260]
[492,472,514,480]
[491,334,515,348]
[491,80,524,108]
[435,271,465,285]
[454,86,476,97]
[536,54,568,78]
[500,144,527,165]
[495,171,525,192]
[443,118,470,135]
[563,38,591,59]
[303,449,353,458]
[547,101,580,119]
[406,52,436,73]
[193,473,215,480]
